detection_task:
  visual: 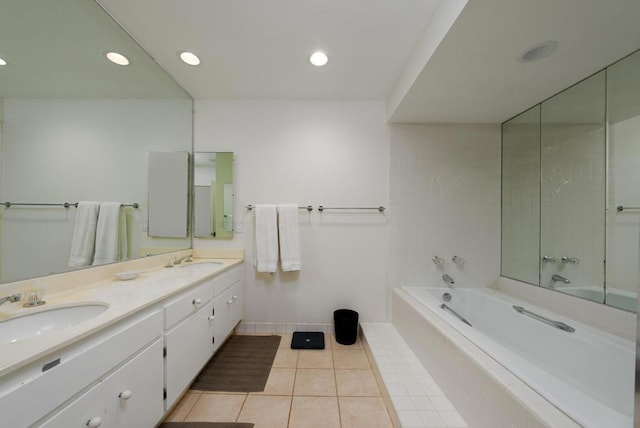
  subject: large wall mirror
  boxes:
[0,0,193,283]
[193,152,234,239]
[502,50,640,312]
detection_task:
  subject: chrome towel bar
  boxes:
[1,202,139,209]
[512,305,575,332]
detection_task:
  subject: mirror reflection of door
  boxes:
[194,152,233,239]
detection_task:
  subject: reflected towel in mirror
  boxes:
[68,201,100,267]
[93,202,128,265]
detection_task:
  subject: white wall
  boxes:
[388,124,501,293]
[194,100,390,325]
[1,98,192,282]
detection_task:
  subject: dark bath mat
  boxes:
[159,423,254,428]
[190,335,281,392]
[291,331,325,349]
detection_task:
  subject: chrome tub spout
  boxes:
[442,274,455,286]
[552,274,570,284]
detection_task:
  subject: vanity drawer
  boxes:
[213,265,242,297]
[164,280,213,329]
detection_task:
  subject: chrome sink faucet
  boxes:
[0,293,21,306]
[173,254,193,265]
[442,274,455,286]
[552,274,570,284]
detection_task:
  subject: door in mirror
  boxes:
[194,152,233,239]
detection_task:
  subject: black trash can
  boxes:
[334,309,359,345]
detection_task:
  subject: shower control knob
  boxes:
[542,256,557,263]
[451,256,465,265]
[432,256,445,265]
[561,257,579,264]
[118,390,132,400]
[86,417,103,427]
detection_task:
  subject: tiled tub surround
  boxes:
[393,288,589,428]
[361,322,468,428]
[0,250,242,376]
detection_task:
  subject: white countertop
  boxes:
[0,257,242,378]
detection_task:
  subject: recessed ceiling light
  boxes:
[309,51,328,67]
[180,51,200,66]
[105,51,129,66]
[0,57,6,66]
[518,41,559,63]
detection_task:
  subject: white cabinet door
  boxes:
[104,339,164,428]
[229,281,243,330]
[212,280,244,352]
[40,383,105,428]
[212,289,232,353]
[165,299,214,408]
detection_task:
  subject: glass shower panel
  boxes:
[540,71,606,302]
[501,106,541,285]
[606,50,640,311]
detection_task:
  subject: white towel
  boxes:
[254,204,278,273]
[277,204,301,272]
[93,202,126,265]
[68,201,100,267]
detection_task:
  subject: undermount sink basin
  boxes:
[0,303,109,345]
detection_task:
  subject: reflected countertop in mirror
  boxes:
[0,0,193,284]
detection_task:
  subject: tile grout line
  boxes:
[180,391,202,422]
[331,336,344,428]
[234,393,249,423]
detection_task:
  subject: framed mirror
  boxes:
[193,152,234,239]
[0,0,193,283]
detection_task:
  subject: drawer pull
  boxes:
[232,295,238,300]
[118,390,133,400]
[192,298,202,305]
[86,417,103,427]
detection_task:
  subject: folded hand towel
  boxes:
[93,202,125,265]
[277,204,301,272]
[68,201,100,267]
[254,204,278,273]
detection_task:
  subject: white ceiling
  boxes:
[389,0,640,123]
[3,0,640,123]
[97,0,442,101]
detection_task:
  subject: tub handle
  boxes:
[440,303,472,327]
[512,305,575,333]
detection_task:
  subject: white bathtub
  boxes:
[400,286,635,428]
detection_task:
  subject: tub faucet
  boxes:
[0,293,21,306]
[173,254,193,265]
[552,274,570,284]
[442,274,455,286]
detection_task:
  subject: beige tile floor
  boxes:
[163,333,395,428]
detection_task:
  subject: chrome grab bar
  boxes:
[440,304,472,327]
[512,305,575,333]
